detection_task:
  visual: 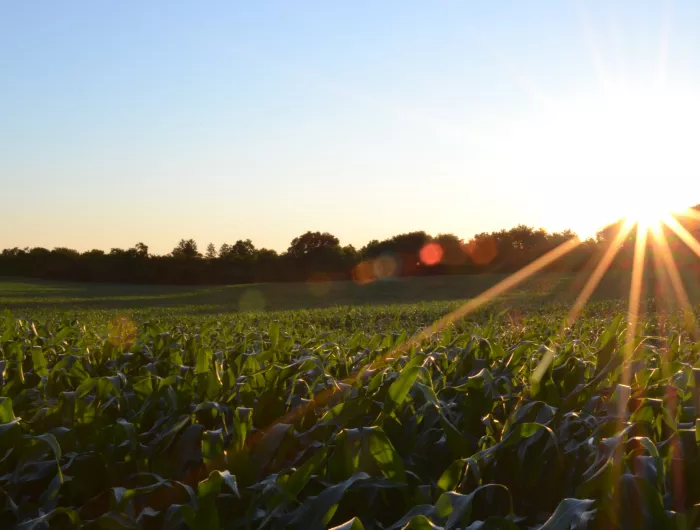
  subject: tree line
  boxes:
[2,210,700,285]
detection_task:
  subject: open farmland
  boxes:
[6,266,700,314]
[2,273,700,528]
[0,275,580,313]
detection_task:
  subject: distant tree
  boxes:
[504,225,548,251]
[360,231,431,276]
[254,247,280,281]
[220,239,257,260]
[596,219,627,245]
[342,244,358,258]
[4,215,699,284]
[172,239,201,259]
[133,242,149,258]
[288,232,340,258]
[52,247,80,257]
[257,247,278,259]
[361,232,431,259]
[434,233,468,266]
[550,229,577,241]
[284,232,347,279]
[391,232,431,255]
[231,239,256,258]
[360,239,382,258]
[219,243,232,257]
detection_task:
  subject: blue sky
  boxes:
[3,1,700,253]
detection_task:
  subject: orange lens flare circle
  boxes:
[419,242,443,266]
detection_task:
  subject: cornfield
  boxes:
[1,302,699,529]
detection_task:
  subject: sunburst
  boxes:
[249,2,700,460]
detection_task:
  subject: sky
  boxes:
[3,1,700,254]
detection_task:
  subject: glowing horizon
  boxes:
[4,3,700,253]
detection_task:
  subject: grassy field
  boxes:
[0,274,566,312]
[3,267,693,315]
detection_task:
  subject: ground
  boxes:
[1,269,688,315]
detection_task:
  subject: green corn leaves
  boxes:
[0,304,696,528]
[385,364,422,414]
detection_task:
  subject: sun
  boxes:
[507,84,700,240]
[579,91,698,234]
[619,192,680,231]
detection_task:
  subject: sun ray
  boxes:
[664,214,700,259]
[565,220,634,327]
[249,214,696,449]
[622,222,648,389]
[379,237,583,368]
[674,207,700,224]
[649,234,674,314]
[608,221,648,529]
[650,226,692,513]
[650,224,696,334]
[530,221,635,386]
[248,237,583,444]
[649,241,673,355]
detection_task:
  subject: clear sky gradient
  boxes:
[3,2,700,254]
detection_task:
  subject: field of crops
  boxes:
[2,298,700,529]
[0,270,670,312]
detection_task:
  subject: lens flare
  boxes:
[373,254,398,278]
[307,273,332,297]
[352,254,398,284]
[352,261,375,285]
[419,242,443,266]
[107,315,137,349]
[239,289,266,311]
[465,237,498,265]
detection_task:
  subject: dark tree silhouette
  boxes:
[172,239,201,259]
[434,234,467,266]
[221,239,257,260]
[3,215,700,285]
[134,242,149,258]
[287,232,340,257]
